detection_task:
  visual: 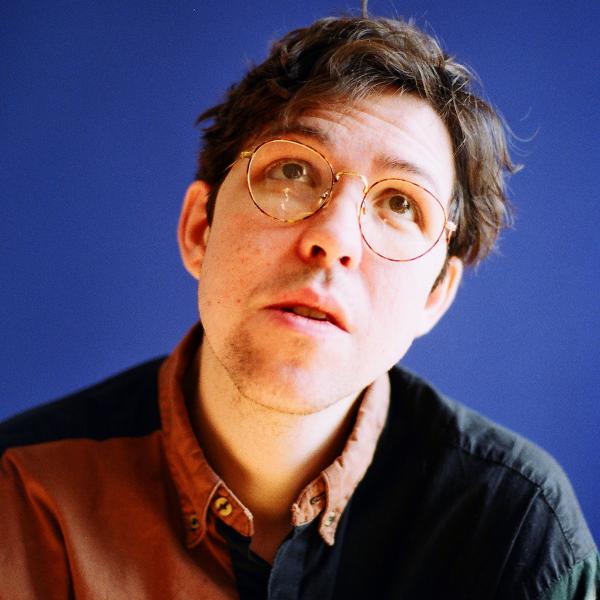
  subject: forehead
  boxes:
[260,92,456,202]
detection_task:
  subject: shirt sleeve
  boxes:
[0,449,72,599]
[536,550,600,600]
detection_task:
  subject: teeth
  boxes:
[290,306,329,321]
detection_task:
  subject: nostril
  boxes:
[309,244,352,266]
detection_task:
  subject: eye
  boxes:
[373,189,420,225]
[387,194,414,217]
[266,160,312,183]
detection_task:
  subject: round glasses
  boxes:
[239,139,456,262]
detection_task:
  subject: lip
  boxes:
[265,289,351,333]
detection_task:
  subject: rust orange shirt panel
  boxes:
[1,435,238,599]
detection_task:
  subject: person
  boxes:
[1,13,597,600]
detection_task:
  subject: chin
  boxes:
[232,368,357,416]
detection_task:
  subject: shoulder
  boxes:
[0,357,169,593]
[0,357,165,456]
[385,366,597,596]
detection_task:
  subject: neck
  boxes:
[188,338,361,532]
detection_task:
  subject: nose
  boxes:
[296,177,364,269]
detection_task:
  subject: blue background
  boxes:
[2,0,598,544]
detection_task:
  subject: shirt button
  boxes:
[213,496,233,517]
[189,514,199,530]
[324,512,336,527]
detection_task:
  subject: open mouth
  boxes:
[266,293,349,332]
[281,306,331,322]
[277,304,344,329]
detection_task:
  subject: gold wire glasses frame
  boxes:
[237,138,457,262]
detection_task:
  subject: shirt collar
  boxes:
[159,323,390,547]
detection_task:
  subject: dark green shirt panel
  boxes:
[536,551,600,600]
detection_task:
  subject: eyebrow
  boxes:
[374,154,438,193]
[263,123,332,145]
[260,123,440,195]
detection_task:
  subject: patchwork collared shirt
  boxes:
[1,324,597,599]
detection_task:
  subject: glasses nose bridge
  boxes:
[333,170,369,195]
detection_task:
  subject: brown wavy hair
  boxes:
[195,16,518,265]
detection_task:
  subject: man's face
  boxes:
[181,92,462,414]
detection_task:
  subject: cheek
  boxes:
[365,262,437,338]
[199,235,244,308]
[198,216,280,308]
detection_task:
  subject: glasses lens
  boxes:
[247,140,333,221]
[359,179,447,261]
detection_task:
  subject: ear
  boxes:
[415,256,463,337]
[177,180,212,279]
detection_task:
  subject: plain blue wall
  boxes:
[2,0,598,544]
